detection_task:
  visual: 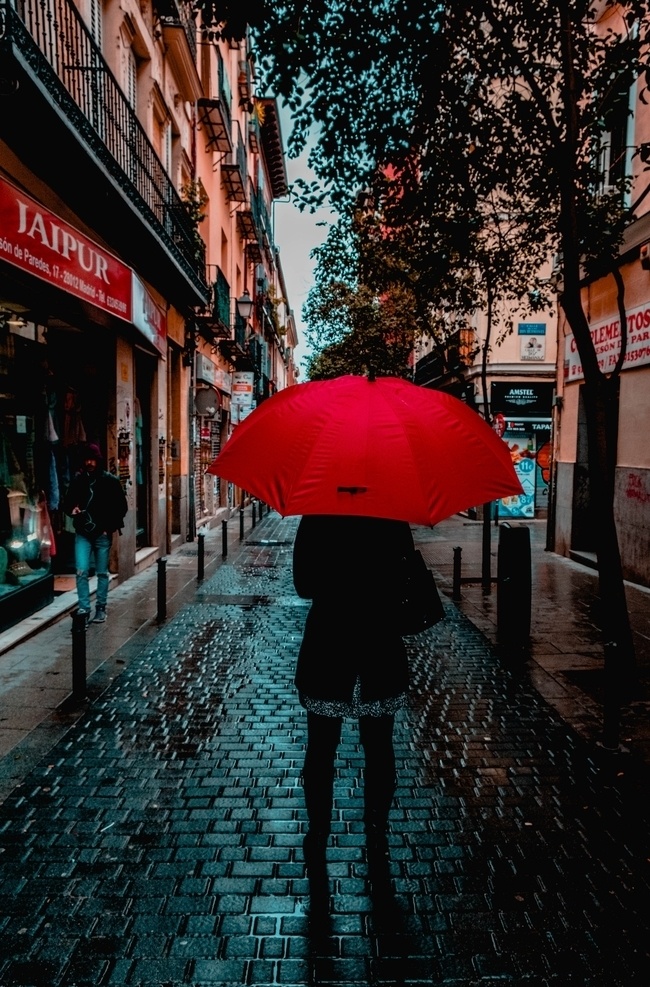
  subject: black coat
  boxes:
[292,514,415,703]
[63,469,128,535]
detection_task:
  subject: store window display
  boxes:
[0,318,55,623]
[0,422,54,604]
[0,310,114,629]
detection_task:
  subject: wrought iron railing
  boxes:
[156,0,197,64]
[6,0,206,291]
[234,313,248,350]
[217,49,232,138]
[212,266,231,329]
[252,188,273,251]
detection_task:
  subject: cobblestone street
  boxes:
[1,514,649,985]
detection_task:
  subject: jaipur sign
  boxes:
[0,175,132,322]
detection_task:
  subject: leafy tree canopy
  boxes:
[302,211,417,379]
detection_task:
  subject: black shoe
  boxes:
[92,606,107,623]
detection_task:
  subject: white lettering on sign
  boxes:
[16,200,110,283]
[564,301,650,380]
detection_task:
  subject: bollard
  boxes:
[496,524,531,650]
[482,502,493,595]
[71,611,87,700]
[239,507,245,540]
[222,519,228,558]
[252,500,257,527]
[452,546,462,601]
[197,532,205,581]
[157,557,167,622]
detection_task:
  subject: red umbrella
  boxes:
[207,375,522,526]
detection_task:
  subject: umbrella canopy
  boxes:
[207,375,522,526]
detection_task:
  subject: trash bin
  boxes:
[496,523,531,649]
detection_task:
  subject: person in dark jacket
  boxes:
[63,443,128,625]
[293,513,415,869]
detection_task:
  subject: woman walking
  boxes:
[292,513,415,867]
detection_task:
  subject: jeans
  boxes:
[74,532,111,612]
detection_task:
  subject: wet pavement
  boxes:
[0,511,650,985]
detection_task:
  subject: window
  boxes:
[125,47,137,111]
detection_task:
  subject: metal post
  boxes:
[222,519,228,558]
[452,547,462,601]
[157,557,167,622]
[482,502,492,595]
[197,532,205,581]
[240,506,245,540]
[601,649,622,751]
[496,524,531,651]
[252,501,257,527]
[71,611,87,701]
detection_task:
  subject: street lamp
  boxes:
[236,289,253,321]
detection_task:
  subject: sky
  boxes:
[272,106,334,376]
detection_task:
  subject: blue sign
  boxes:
[518,322,546,335]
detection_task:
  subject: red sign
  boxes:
[132,274,166,355]
[0,176,132,322]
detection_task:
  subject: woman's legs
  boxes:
[359,714,396,834]
[302,712,342,838]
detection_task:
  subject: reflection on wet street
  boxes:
[0,514,649,986]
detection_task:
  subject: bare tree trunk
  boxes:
[581,373,637,747]
[481,278,494,593]
[557,9,636,749]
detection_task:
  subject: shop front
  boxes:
[0,173,167,630]
[193,353,234,524]
[557,293,650,584]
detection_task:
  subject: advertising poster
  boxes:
[231,371,254,408]
[499,433,536,518]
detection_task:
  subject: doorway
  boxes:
[571,384,596,552]
[134,349,154,549]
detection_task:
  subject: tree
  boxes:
[195,0,650,748]
[301,208,419,380]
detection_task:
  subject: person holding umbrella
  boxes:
[293,512,416,867]
[205,373,522,873]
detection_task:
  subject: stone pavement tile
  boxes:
[0,515,650,985]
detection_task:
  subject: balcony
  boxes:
[222,123,247,202]
[196,49,232,155]
[155,0,202,102]
[236,188,272,262]
[0,0,207,303]
[238,58,253,107]
[197,97,232,154]
[195,266,231,341]
[248,113,261,153]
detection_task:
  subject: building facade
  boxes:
[414,296,557,521]
[0,0,296,630]
[550,3,650,587]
